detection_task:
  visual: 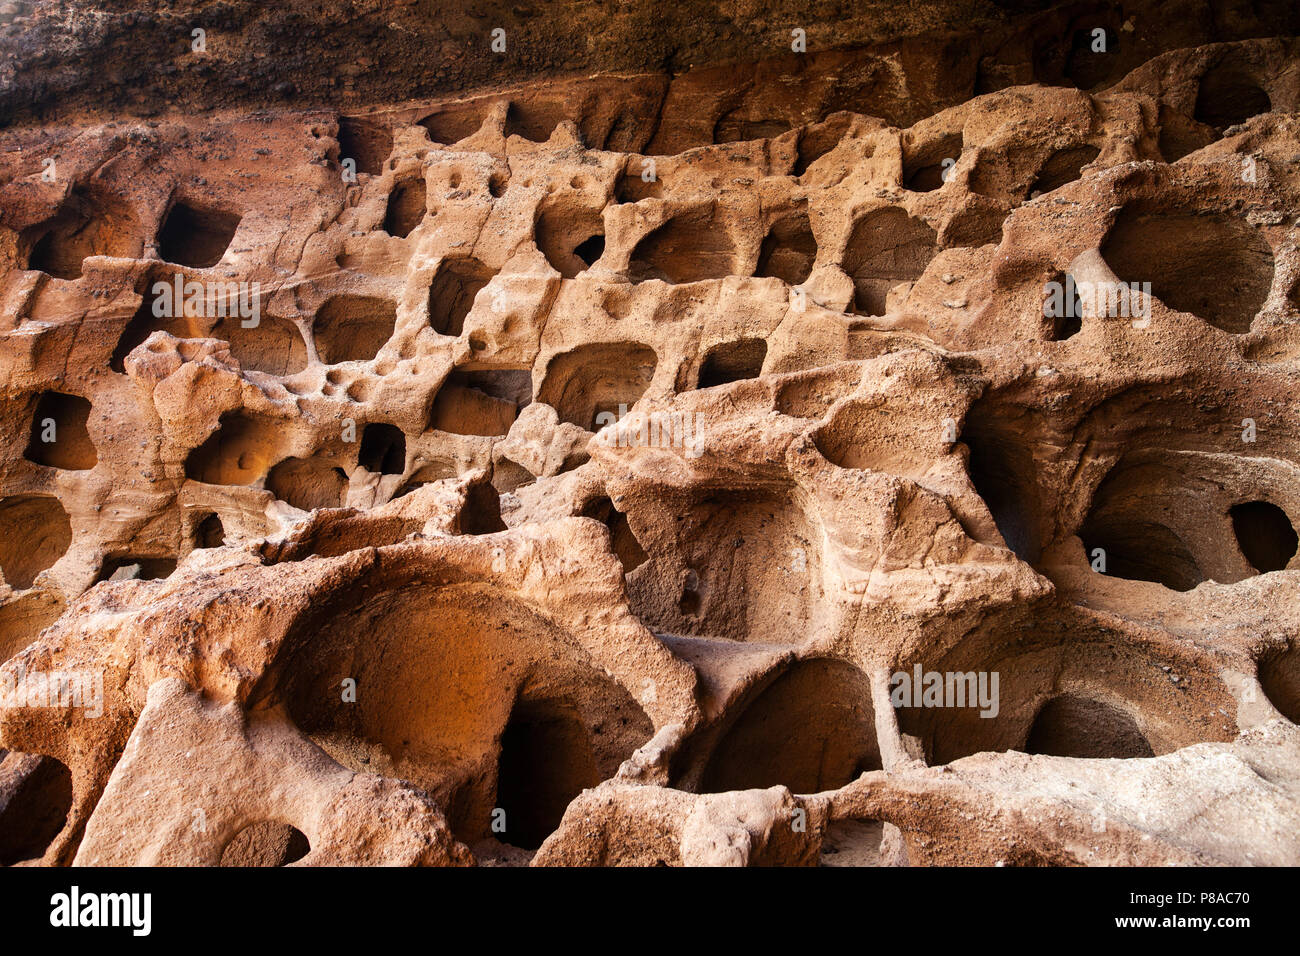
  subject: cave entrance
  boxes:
[429,368,530,436]
[537,342,657,430]
[313,295,397,364]
[495,697,599,850]
[820,819,888,867]
[24,392,96,471]
[158,201,240,268]
[1024,694,1153,759]
[0,495,72,590]
[756,211,816,285]
[193,512,226,549]
[628,207,735,284]
[1230,501,1298,574]
[0,752,73,865]
[95,554,177,583]
[1194,63,1271,130]
[459,483,507,535]
[1260,644,1300,724]
[428,258,494,337]
[337,117,392,175]
[266,457,347,511]
[697,339,767,389]
[358,423,406,475]
[960,410,1042,563]
[220,822,310,867]
[1100,207,1273,334]
[699,659,880,794]
[384,179,426,238]
[581,496,649,574]
[842,207,937,316]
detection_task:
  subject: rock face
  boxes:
[2,2,1300,867]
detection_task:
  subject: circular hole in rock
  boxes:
[1194,63,1271,130]
[1023,694,1154,759]
[1230,501,1298,574]
[0,752,73,865]
[842,208,937,316]
[1259,644,1300,724]
[697,339,766,389]
[1101,207,1274,334]
[699,659,881,794]
[495,697,600,850]
[193,512,226,549]
[1043,271,1083,340]
[384,179,427,239]
[220,821,310,867]
[157,201,241,269]
[0,495,72,590]
[756,211,816,285]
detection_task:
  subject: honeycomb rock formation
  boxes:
[3,3,1300,867]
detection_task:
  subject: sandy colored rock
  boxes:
[1,3,1299,867]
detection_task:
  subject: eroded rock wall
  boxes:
[1,3,1299,867]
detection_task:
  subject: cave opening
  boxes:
[157,201,241,269]
[1023,694,1154,759]
[220,822,311,867]
[494,697,599,850]
[1230,501,1298,574]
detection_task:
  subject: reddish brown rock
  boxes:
[1,4,1299,867]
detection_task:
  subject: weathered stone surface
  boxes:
[1,3,1299,867]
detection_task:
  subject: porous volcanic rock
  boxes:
[2,1,1300,867]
